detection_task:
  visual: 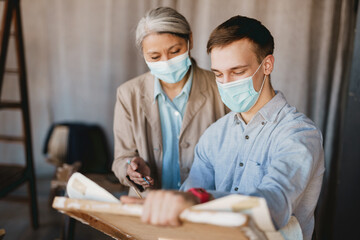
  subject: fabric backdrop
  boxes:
[0,0,356,219]
[0,0,357,238]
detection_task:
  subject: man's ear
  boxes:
[264,55,274,75]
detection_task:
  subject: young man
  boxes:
[121,15,324,240]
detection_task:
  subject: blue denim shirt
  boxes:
[154,68,193,190]
[181,91,324,240]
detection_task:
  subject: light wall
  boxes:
[0,0,351,177]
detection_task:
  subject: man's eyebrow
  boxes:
[211,64,249,72]
[230,64,248,70]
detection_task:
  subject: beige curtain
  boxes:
[0,0,355,191]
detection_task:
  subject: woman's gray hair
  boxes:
[136,7,191,49]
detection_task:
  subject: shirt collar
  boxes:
[154,76,165,102]
[153,66,193,103]
[234,91,287,124]
[258,91,287,123]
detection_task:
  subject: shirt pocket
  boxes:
[240,159,265,194]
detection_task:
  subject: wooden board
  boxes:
[61,210,258,240]
[53,197,266,240]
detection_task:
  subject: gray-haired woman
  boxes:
[112,7,227,197]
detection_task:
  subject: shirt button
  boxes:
[239,162,244,167]
[261,121,266,125]
[245,135,249,140]
[174,111,180,116]
[234,187,238,191]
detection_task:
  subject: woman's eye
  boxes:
[151,56,160,60]
[215,73,223,78]
[171,49,180,54]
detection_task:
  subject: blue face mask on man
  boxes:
[216,59,266,113]
[145,42,192,84]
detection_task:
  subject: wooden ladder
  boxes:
[0,0,39,229]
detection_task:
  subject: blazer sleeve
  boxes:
[111,86,139,186]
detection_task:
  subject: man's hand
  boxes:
[121,190,199,226]
[126,157,154,188]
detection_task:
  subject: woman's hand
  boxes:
[126,156,154,188]
[121,190,199,226]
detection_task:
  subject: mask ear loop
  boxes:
[257,74,267,93]
[252,58,267,93]
[187,40,191,56]
[251,60,267,110]
[186,39,192,71]
[252,58,266,78]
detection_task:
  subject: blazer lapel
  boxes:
[180,65,207,136]
[139,73,163,180]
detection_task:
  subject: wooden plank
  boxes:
[53,197,260,240]
[60,210,253,240]
[63,211,133,240]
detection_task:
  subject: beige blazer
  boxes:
[112,61,227,195]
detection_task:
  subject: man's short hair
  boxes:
[207,15,274,63]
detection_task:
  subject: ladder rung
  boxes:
[0,135,24,143]
[0,195,29,203]
[0,101,22,109]
[5,68,19,74]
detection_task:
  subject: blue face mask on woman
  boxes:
[145,43,192,84]
[216,60,266,113]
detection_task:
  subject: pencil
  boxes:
[131,186,143,199]
[143,177,150,185]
